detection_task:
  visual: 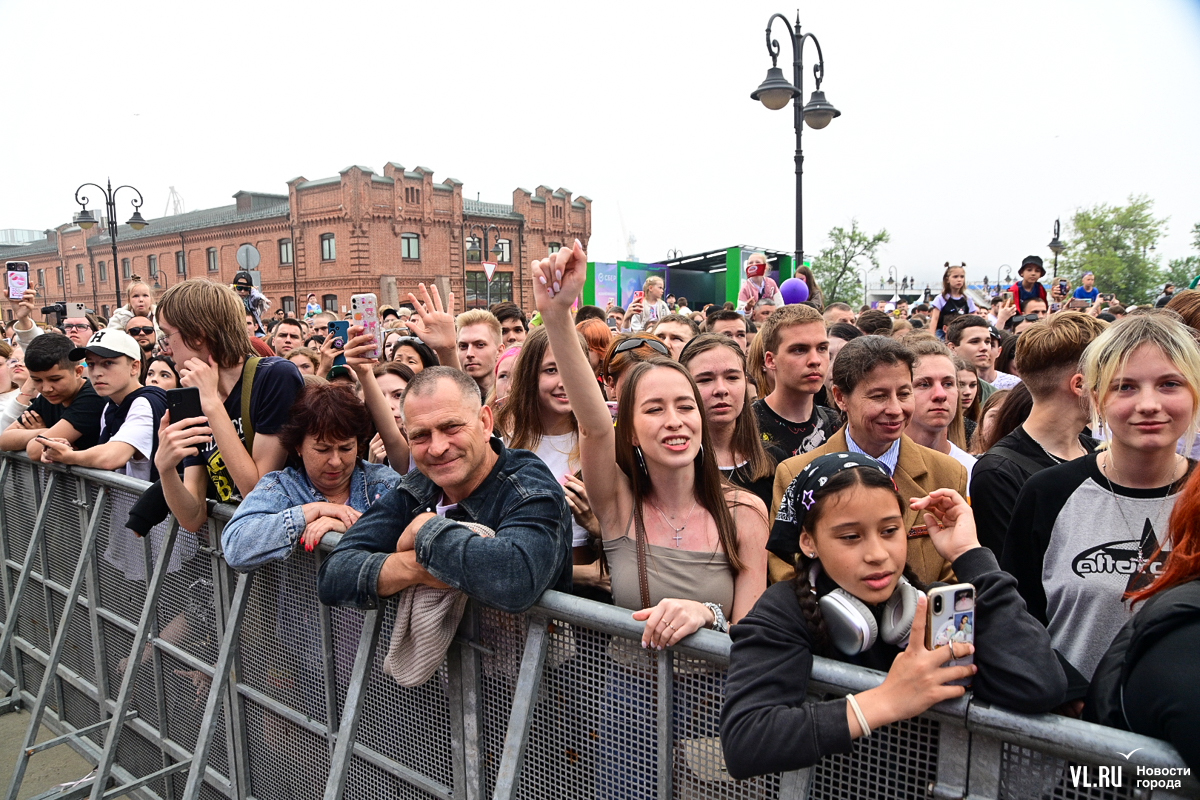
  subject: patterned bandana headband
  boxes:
[768,452,895,558]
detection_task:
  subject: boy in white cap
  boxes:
[38,329,168,481]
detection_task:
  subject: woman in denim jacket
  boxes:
[222,382,401,569]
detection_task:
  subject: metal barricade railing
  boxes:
[0,453,1195,800]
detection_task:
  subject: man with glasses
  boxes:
[61,315,98,348]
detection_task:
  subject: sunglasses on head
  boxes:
[613,337,670,357]
[127,326,155,336]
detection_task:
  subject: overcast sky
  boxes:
[3,0,1198,287]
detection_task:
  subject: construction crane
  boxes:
[164,187,185,216]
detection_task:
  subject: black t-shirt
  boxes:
[182,357,304,501]
[969,426,1097,555]
[720,463,775,511]
[752,399,842,459]
[30,379,106,450]
[1122,617,1200,771]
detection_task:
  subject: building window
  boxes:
[102,304,110,318]
[56,266,64,286]
[98,261,108,282]
[279,238,293,265]
[496,238,512,264]
[322,294,338,312]
[401,233,420,260]
[37,269,45,289]
[176,251,186,276]
[404,186,421,205]
[148,254,158,276]
[547,242,562,255]
[207,248,218,272]
[281,296,295,315]
[465,271,514,309]
[553,205,563,220]
[321,234,336,261]
[465,236,482,263]
[76,264,85,285]
[122,258,132,279]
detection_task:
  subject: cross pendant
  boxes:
[673,532,683,547]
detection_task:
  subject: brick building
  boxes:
[2,163,591,321]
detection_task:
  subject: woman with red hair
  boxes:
[1087,463,1200,770]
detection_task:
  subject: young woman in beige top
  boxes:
[533,241,768,647]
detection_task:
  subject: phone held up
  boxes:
[327,320,350,367]
[6,261,29,301]
[166,387,204,430]
[350,293,380,359]
[925,583,975,687]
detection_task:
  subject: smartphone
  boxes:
[6,261,29,301]
[605,401,619,421]
[925,584,975,687]
[1102,293,1114,302]
[1068,299,1090,309]
[166,387,204,428]
[1050,302,1061,313]
[350,293,380,359]
[67,302,87,318]
[1001,291,1013,304]
[328,320,349,367]
[631,290,645,306]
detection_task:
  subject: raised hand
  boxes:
[910,489,979,564]
[531,239,587,318]
[406,283,457,352]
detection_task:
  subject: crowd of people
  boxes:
[3,245,1198,781]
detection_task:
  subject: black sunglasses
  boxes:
[613,337,670,357]
[1013,314,1043,325]
[127,326,155,336]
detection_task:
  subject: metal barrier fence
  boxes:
[0,452,1195,800]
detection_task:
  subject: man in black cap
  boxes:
[1006,256,1047,314]
[232,271,270,331]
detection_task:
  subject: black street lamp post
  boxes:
[73,179,148,312]
[465,223,505,307]
[1047,219,1064,273]
[751,12,840,275]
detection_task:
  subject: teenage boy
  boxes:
[903,339,977,481]
[38,330,167,480]
[947,316,1019,402]
[752,305,841,458]
[970,312,1107,555]
[702,310,750,354]
[490,302,528,347]
[154,280,304,532]
[456,309,503,396]
[0,333,106,457]
[1006,255,1048,313]
[1073,272,1099,303]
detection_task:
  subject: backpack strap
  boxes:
[987,445,1049,477]
[241,357,261,456]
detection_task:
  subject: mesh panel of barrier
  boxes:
[999,743,1136,800]
[243,697,331,800]
[808,713,939,800]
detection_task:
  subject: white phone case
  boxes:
[351,293,380,359]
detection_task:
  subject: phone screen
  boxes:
[6,262,29,301]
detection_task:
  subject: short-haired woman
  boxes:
[1002,314,1200,685]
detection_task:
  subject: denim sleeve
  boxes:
[220,476,307,571]
[415,490,570,614]
[317,486,411,609]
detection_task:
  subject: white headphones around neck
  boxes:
[808,563,920,655]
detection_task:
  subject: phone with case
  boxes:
[166,387,204,430]
[350,293,380,359]
[6,261,29,301]
[328,321,349,367]
[925,583,974,687]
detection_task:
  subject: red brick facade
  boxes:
[4,163,590,321]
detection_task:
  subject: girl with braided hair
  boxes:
[721,453,1065,779]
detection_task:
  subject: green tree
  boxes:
[1191,221,1200,252]
[809,220,890,307]
[1060,195,1167,305]
[1164,256,1199,291]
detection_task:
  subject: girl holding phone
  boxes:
[720,455,1065,778]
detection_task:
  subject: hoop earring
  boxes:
[634,446,648,474]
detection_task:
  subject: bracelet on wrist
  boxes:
[702,602,728,633]
[846,693,872,737]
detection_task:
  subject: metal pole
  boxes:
[107,180,122,312]
[792,25,804,271]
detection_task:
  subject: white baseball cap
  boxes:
[69,329,143,362]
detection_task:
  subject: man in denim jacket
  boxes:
[317,367,572,613]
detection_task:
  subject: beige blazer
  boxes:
[767,430,967,587]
